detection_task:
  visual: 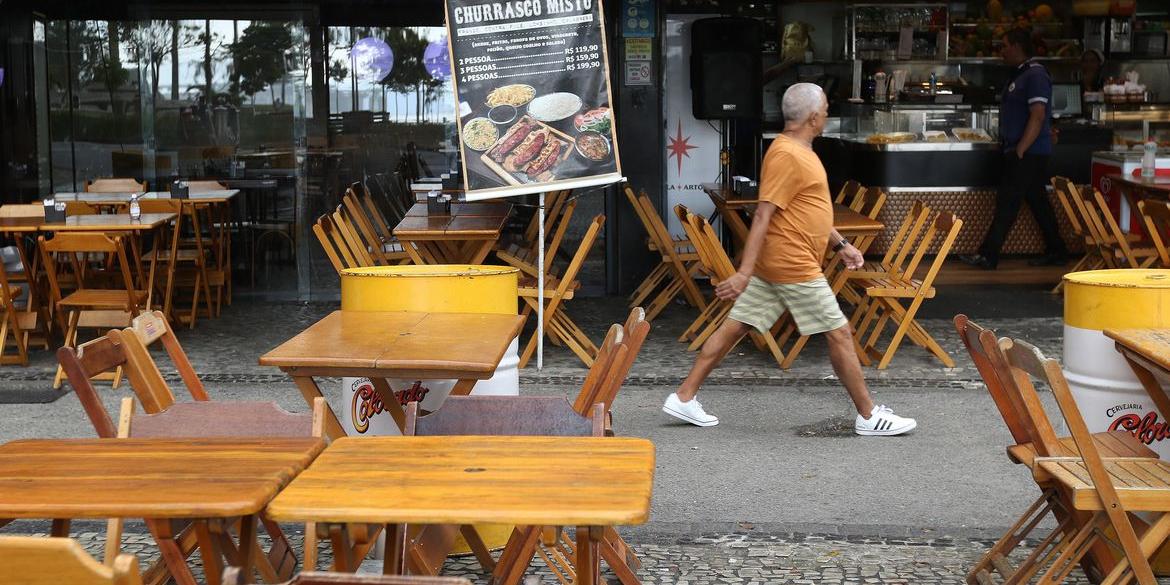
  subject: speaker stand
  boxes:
[719,119,732,190]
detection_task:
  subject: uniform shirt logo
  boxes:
[1008,82,1016,93]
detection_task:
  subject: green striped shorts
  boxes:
[728,276,848,336]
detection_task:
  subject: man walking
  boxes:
[662,83,917,436]
[959,28,1067,270]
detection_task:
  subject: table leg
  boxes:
[575,525,601,585]
[290,375,347,440]
[369,377,406,431]
[382,523,406,575]
[236,514,257,584]
[50,518,71,537]
[467,239,496,264]
[402,241,428,265]
[148,518,199,585]
[451,378,477,396]
[194,521,225,585]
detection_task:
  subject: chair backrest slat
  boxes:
[952,315,1032,445]
[1050,177,1087,237]
[405,396,602,437]
[342,188,389,265]
[1090,188,1139,268]
[126,311,209,401]
[835,179,862,205]
[332,206,375,267]
[313,214,355,273]
[0,536,142,585]
[981,333,1064,457]
[571,324,624,414]
[121,399,319,438]
[1138,199,1170,267]
[57,337,130,438]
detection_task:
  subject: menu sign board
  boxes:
[445,0,623,200]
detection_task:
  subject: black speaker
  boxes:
[690,17,762,120]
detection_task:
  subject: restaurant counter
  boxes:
[811,133,1082,256]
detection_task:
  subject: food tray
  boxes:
[479,115,574,186]
[951,127,993,142]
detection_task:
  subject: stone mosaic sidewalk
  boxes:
[8,524,1099,584]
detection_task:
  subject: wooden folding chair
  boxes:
[674,204,787,367]
[497,197,578,278]
[1137,199,1170,268]
[401,396,605,584]
[997,337,1170,585]
[341,186,409,266]
[0,255,47,366]
[836,199,932,309]
[1088,187,1159,269]
[109,397,325,583]
[953,315,1156,584]
[133,199,216,328]
[517,214,605,368]
[223,568,471,585]
[41,232,147,389]
[834,179,863,205]
[331,204,378,268]
[313,213,360,274]
[0,536,142,585]
[851,211,962,369]
[624,188,705,321]
[1050,177,1108,292]
[520,190,569,250]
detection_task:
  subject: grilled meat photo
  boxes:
[526,140,563,178]
[489,121,536,162]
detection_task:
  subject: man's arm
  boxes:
[715,202,777,301]
[1016,102,1047,158]
[828,229,864,270]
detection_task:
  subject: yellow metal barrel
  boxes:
[341,264,518,314]
[339,264,520,556]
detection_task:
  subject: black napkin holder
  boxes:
[170,181,189,199]
[43,200,66,223]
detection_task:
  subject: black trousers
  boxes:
[979,153,1067,265]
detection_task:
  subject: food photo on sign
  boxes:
[444,0,622,198]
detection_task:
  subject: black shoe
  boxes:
[1028,253,1069,267]
[957,254,996,270]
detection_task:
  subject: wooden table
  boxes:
[0,437,325,585]
[1105,328,1170,421]
[393,203,511,265]
[51,190,241,204]
[259,310,526,439]
[1107,175,1170,201]
[266,436,655,584]
[703,183,884,252]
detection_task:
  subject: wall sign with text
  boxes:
[445,0,623,199]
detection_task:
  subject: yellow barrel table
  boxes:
[340,264,521,559]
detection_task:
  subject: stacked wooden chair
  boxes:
[674,204,787,367]
[845,207,961,369]
[518,214,605,368]
[1052,178,1155,271]
[313,183,410,274]
[134,199,219,328]
[624,187,706,321]
[1086,187,1160,269]
[953,315,1158,584]
[0,536,142,585]
[41,232,147,389]
[1137,199,1170,268]
[833,179,863,205]
[1051,177,1111,285]
[993,335,1170,584]
[497,197,578,279]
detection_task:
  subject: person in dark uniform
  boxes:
[959,28,1068,270]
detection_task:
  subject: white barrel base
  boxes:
[1064,324,1169,458]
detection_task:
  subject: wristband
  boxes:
[832,238,848,252]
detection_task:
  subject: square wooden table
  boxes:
[1107,174,1170,202]
[1105,328,1170,420]
[266,436,655,584]
[259,310,526,439]
[51,190,241,205]
[394,203,511,265]
[0,437,325,585]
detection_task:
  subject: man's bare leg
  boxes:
[676,319,751,402]
[824,324,875,417]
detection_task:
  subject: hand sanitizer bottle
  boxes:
[129,192,142,220]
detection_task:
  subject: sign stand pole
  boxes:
[537,191,545,371]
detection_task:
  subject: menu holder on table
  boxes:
[43,199,66,223]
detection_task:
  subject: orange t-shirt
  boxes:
[753,134,833,284]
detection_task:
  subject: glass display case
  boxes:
[849,3,949,61]
[1090,104,1170,149]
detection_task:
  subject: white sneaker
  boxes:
[662,393,719,427]
[855,405,916,436]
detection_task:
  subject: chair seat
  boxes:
[59,289,147,309]
[1007,431,1156,467]
[1037,456,1170,511]
[518,276,577,299]
[856,277,935,299]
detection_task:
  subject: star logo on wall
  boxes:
[667,120,699,177]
